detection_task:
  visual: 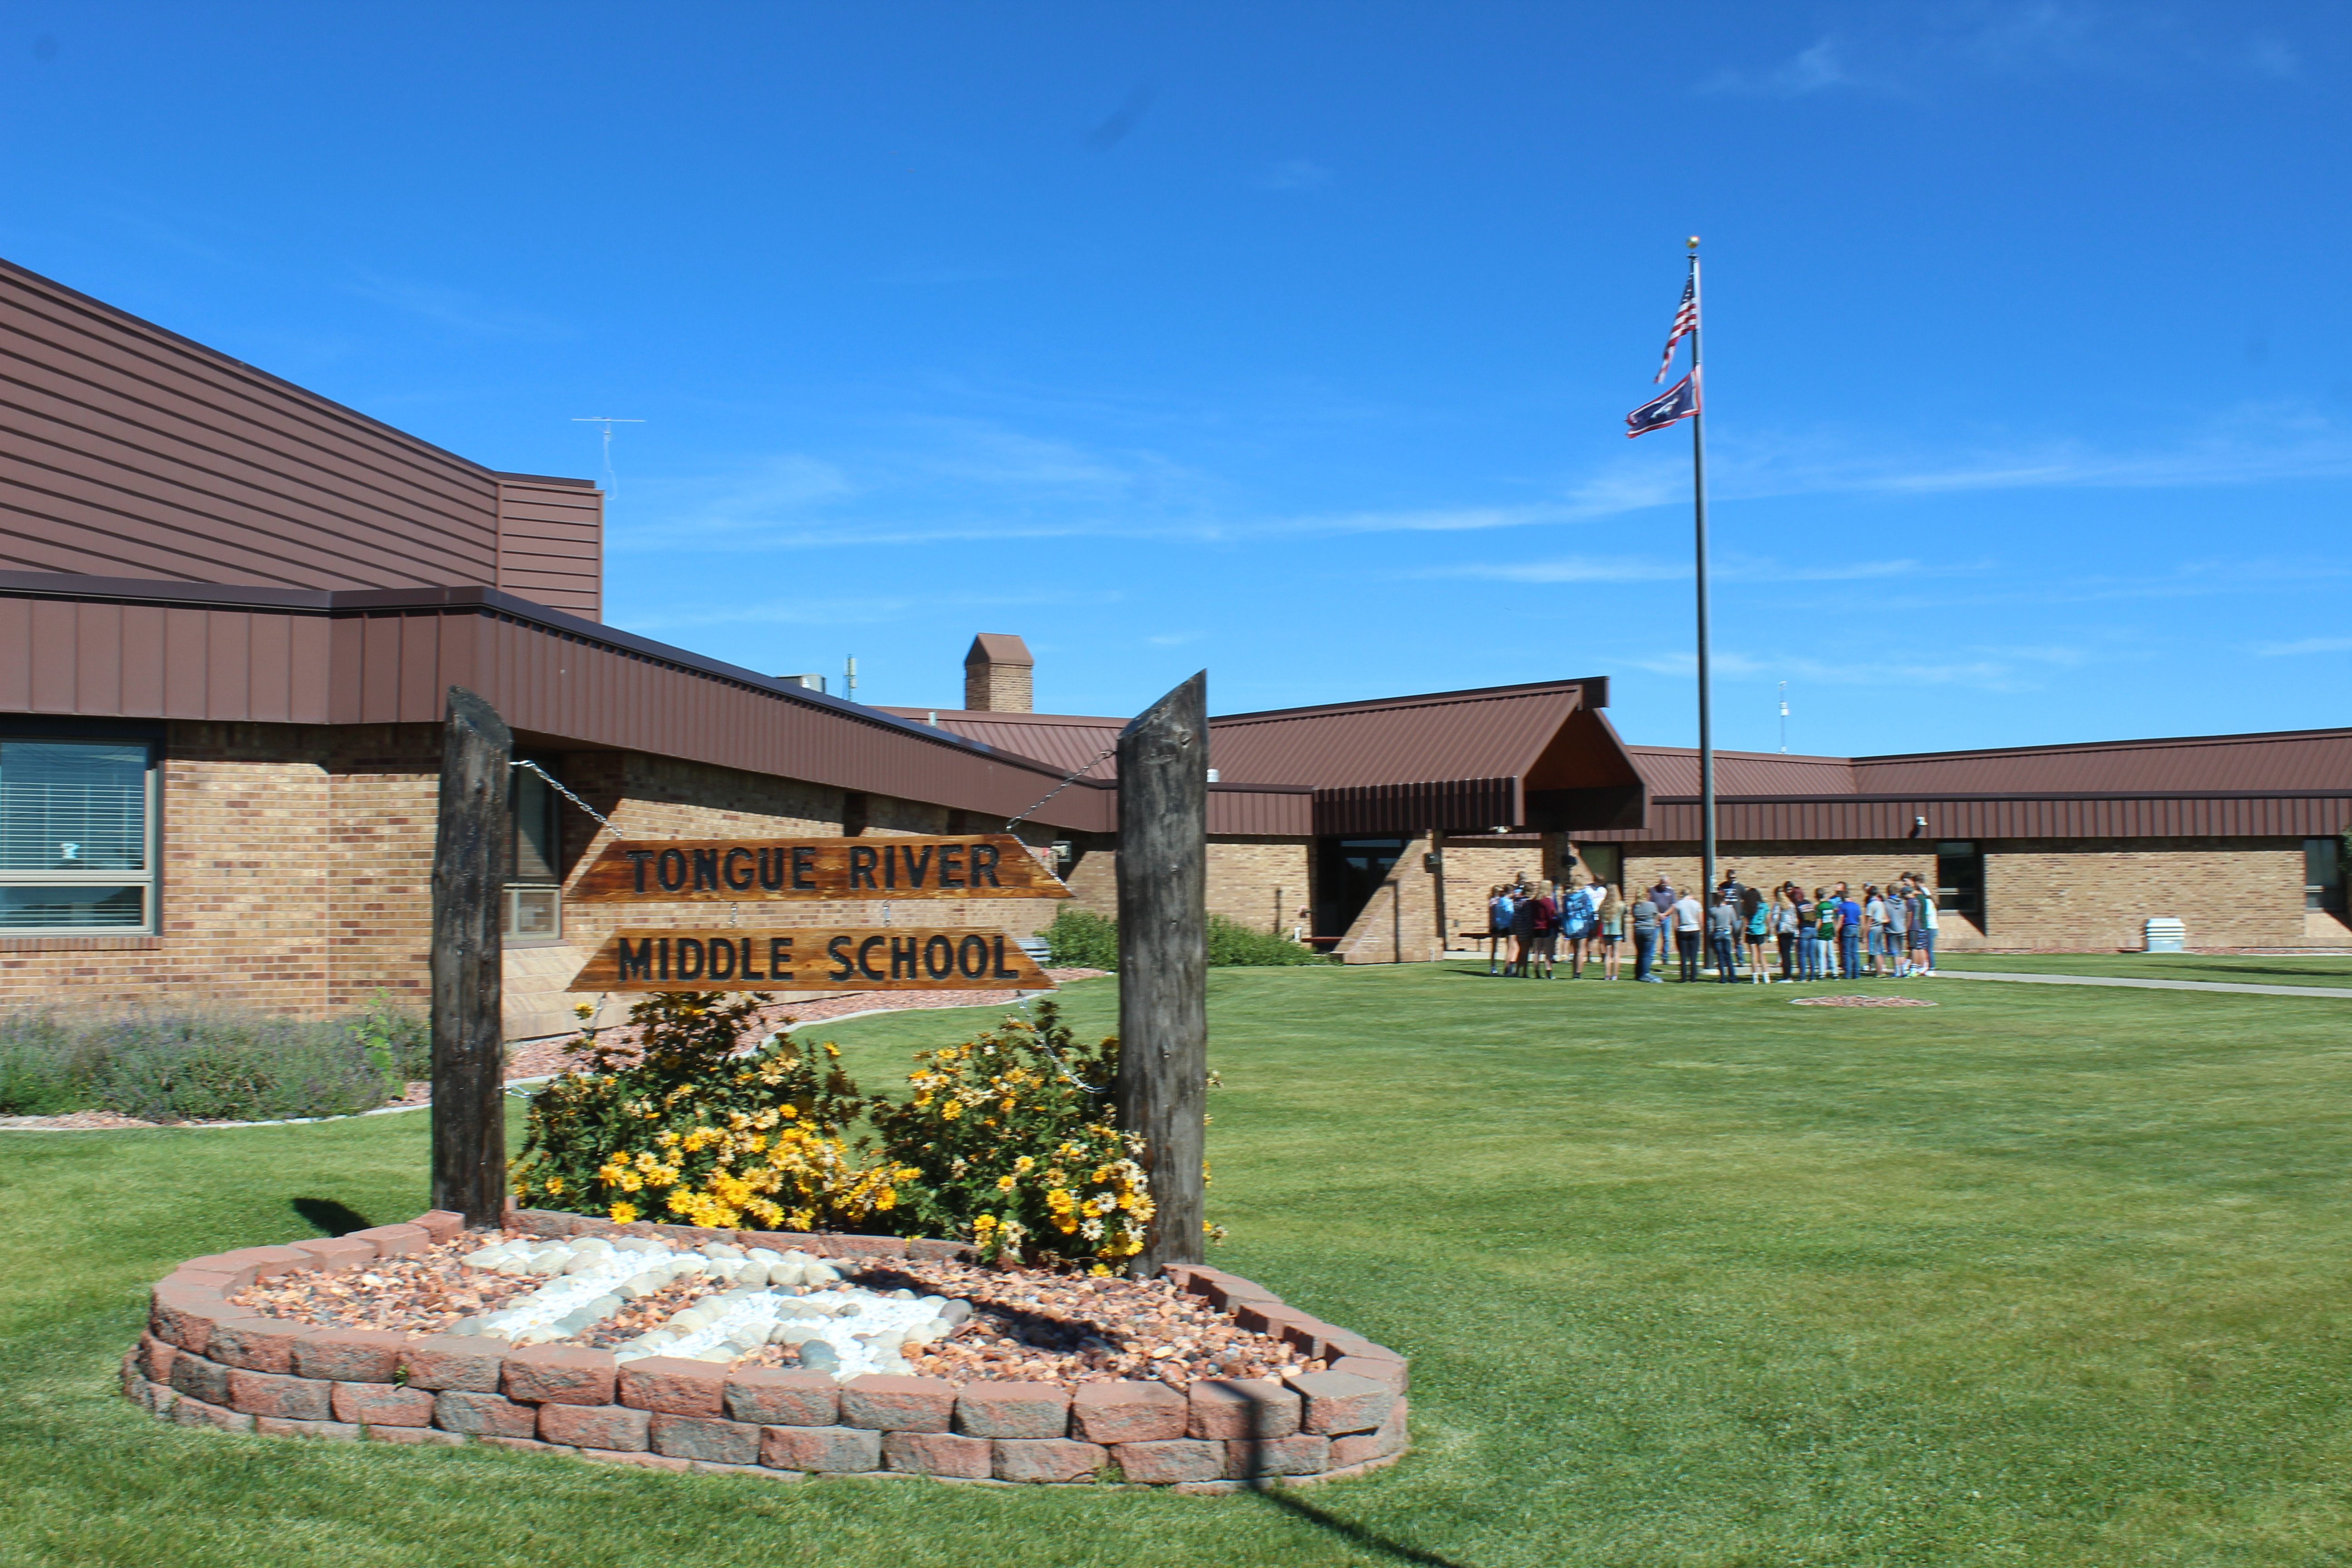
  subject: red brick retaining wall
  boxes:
[122,1208,1411,1492]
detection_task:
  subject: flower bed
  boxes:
[124,1206,1410,1491]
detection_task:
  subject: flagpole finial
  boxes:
[1686,235,1700,250]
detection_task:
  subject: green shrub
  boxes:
[510,991,909,1232]
[866,1000,1147,1268]
[1039,905,1326,970]
[1039,906,1120,969]
[0,1002,431,1122]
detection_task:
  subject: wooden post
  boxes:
[432,686,511,1229]
[1114,671,1208,1276]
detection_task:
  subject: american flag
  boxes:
[1654,277,1697,382]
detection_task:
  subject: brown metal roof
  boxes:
[1595,728,2352,843]
[0,255,601,617]
[0,571,1118,833]
[878,708,1121,778]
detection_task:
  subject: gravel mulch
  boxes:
[221,1234,1312,1391]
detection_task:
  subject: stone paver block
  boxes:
[1203,1275,1282,1313]
[168,1352,232,1407]
[410,1210,466,1244]
[1235,1300,1318,1339]
[1114,1438,1227,1484]
[206,1317,311,1374]
[289,1238,375,1274]
[619,1356,728,1416]
[150,1284,227,1354]
[1331,1354,1408,1392]
[333,1381,435,1427]
[579,1448,690,1471]
[432,1390,539,1437]
[213,1245,315,1282]
[884,1431,990,1478]
[838,1374,955,1432]
[137,1333,178,1385]
[292,1329,407,1383]
[255,1416,360,1441]
[1224,1432,1330,1478]
[954,1381,1069,1439]
[1070,1380,1188,1444]
[171,1395,253,1433]
[175,1255,262,1289]
[365,1426,467,1446]
[226,1368,333,1421]
[479,1436,574,1455]
[1285,1370,1394,1436]
[990,1437,1107,1484]
[399,1336,506,1392]
[539,1402,650,1450]
[1188,1378,1300,1440]
[503,1345,618,1406]
[1315,1329,1402,1365]
[724,1368,838,1427]
[903,1238,974,1261]
[345,1224,431,1258]
[650,1414,760,1465]
[761,1424,882,1473]
[1330,1396,1409,1467]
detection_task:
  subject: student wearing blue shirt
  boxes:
[1835,884,1864,980]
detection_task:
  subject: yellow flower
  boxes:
[1014,1155,1036,1174]
[996,1173,1017,1192]
[543,1176,565,1195]
[941,1099,964,1121]
[608,1201,639,1224]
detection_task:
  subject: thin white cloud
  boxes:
[348,273,570,340]
[1427,556,1926,585]
[1700,38,1863,96]
[1622,639,2127,693]
[2254,636,2352,657]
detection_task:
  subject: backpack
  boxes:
[1562,887,1597,936]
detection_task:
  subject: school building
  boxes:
[0,255,2344,1038]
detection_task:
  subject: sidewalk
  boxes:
[1932,970,2352,1000]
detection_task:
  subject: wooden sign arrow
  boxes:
[568,834,1072,904]
[568,926,1056,993]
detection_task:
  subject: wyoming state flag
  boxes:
[1625,372,1699,439]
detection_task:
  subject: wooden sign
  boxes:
[568,834,1071,904]
[568,926,1056,992]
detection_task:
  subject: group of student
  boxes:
[1484,880,1622,979]
[1485,870,1943,985]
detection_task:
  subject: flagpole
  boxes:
[1687,236,1717,903]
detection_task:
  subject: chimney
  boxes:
[963,633,1034,713]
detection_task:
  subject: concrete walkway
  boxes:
[1935,970,2352,1000]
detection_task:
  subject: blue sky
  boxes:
[1,3,2344,755]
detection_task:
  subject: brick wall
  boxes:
[1616,838,2316,951]
[1057,838,1313,938]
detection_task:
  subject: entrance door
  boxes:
[1314,837,1409,940]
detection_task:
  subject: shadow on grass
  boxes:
[1232,1391,1466,1568]
[291,1197,374,1235]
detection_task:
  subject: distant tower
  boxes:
[963,634,1034,713]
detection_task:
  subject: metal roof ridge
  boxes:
[1210,675,1605,725]
[1852,725,2352,764]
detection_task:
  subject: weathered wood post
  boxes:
[1114,671,1208,1275]
[432,686,511,1229]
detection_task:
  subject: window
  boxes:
[506,763,563,941]
[1935,841,1983,919]
[2307,838,2347,913]
[0,739,156,931]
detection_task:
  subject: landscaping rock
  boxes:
[1112,1439,1227,1485]
[332,1382,434,1426]
[760,1424,882,1473]
[954,1381,1069,1439]
[432,1391,539,1437]
[1070,1380,1187,1444]
[883,1431,991,1478]
[539,1402,650,1450]
[399,1336,506,1393]
[171,1394,253,1433]
[503,1345,618,1406]
[1329,1396,1409,1467]
[990,1437,1107,1484]
[1224,1432,1329,1478]
[1188,1378,1300,1440]
[838,1374,955,1432]
[168,1352,232,1407]
[1284,1370,1393,1436]
[225,1369,333,1421]
[619,1356,728,1416]
[206,1317,310,1374]
[649,1414,760,1465]
[292,1329,407,1383]
[723,1369,839,1427]
[255,1416,360,1441]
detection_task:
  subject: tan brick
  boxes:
[883,1431,990,1478]
[1070,1381,1187,1444]
[539,1403,649,1450]
[333,1382,434,1426]
[761,1424,882,1472]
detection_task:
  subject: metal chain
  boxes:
[1003,745,1116,831]
[510,759,615,833]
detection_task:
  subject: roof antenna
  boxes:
[1778,681,1789,753]
[571,416,645,497]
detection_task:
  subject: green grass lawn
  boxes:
[1933,951,2352,989]
[6,964,2352,1567]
